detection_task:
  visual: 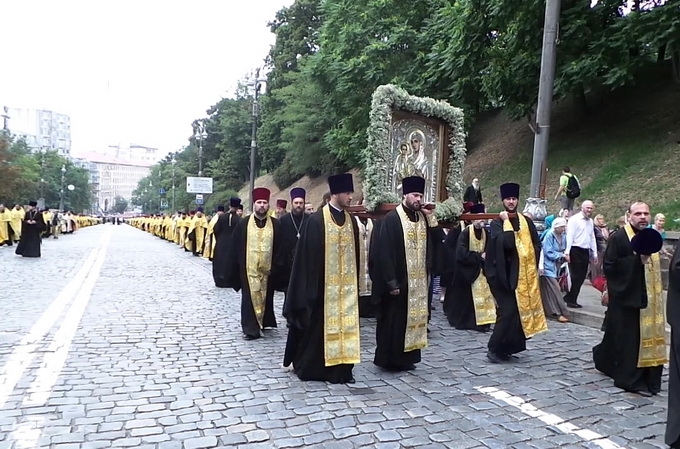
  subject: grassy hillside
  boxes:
[242,64,679,229]
[464,66,680,229]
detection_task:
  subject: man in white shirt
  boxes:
[564,200,597,308]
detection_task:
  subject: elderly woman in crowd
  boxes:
[539,217,570,323]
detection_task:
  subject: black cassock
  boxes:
[445,226,490,332]
[283,206,359,384]
[484,215,540,356]
[667,241,680,448]
[441,224,463,321]
[593,228,663,394]
[212,212,239,288]
[225,215,283,338]
[278,212,306,294]
[15,209,46,258]
[372,207,439,371]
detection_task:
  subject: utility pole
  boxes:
[59,164,66,211]
[249,68,266,211]
[529,0,561,201]
[171,155,176,211]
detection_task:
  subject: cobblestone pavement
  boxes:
[0,224,670,449]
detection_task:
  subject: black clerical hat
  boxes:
[328,173,354,195]
[470,203,486,214]
[197,207,204,213]
[290,187,306,201]
[237,204,244,210]
[402,176,425,195]
[500,183,520,200]
[229,197,241,208]
[217,205,225,212]
[28,201,37,207]
[631,227,664,255]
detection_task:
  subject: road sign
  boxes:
[186,177,213,194]
[160,199,168,209]
[195,198,204,205]
[195,194,203,200]
[159,188,166,195]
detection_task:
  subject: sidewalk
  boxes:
[569,281,671,340]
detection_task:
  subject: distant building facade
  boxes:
[78,152,152,213]
[4,107,72,156]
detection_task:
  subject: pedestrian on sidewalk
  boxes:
[564,200,597,308]
[666,239,680,448]
[539,217,570,323]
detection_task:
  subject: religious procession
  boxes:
[0,202,101,258]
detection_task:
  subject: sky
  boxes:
[1,0,293,158]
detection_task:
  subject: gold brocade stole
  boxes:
[623,225,668,368]
[195,217,207,251]
[245,216,274,329]
[396,205,429,352]
[203,215,220,258]
[467,225,497,325]
[323,206,361,367]
[505,214,548,338]
[355,217,373,297]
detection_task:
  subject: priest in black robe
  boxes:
[372,176,439,372]
[212,198,241,288]
[445,204,495,332]
[594,202,667,397]
[15,201,46,258]
[279,187,308,296]
[225,190,284,340]
[283,173,360,384]
[667,240,680,448]
[484,183,546,363]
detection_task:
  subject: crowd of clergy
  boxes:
[0,201,101,258]
[128,175,678,448]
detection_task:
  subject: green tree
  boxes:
[112,196,128,214]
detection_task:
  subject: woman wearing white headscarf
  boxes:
[539,217,570,322]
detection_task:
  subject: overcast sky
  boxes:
[1,0,293,158]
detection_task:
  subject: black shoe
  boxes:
[630,389,653,397]
[346,377,356,384]
[487,351,504,364]
[566,302,582,309]
[243,334,260,340]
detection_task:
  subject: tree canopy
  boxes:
[134,0,678,210]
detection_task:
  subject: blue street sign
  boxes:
[159,188,166,195]
[195,198,204,205]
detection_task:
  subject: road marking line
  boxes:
[0,232,109,408]
[474,386,626,449]
[24,233,110,407]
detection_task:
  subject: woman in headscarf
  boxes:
[539,217,570,322]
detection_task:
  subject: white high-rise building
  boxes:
[4,107,72,156]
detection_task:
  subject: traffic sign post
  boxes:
[186,177,213,194]
[195,194,204,205]
[159,188,166,195]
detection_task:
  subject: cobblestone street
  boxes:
[0,224,670,449]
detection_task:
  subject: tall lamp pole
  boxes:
[59,164,66,211]
[196,122,207,177]
[171,155,176,211]
[40,147,46,201]
[529,0,561,201]
[249,68,267,211]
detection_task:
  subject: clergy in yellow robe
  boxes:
[10,205,24,242]
[187,209,209,256]
[0,205,13,246]
[203,206,224,260]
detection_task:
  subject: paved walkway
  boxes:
[0,225,670,448]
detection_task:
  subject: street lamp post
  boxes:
[171,155,176,211]
[59,164,66,211]
[195,121,207,177]
[249,68,267,211]
[40,147,46,201]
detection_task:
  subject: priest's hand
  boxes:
[389,288,400,296]
[640,255,650,265]
[421,205,434,216]
[499,211,509,221]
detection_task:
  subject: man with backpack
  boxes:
[554,166,580,215]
